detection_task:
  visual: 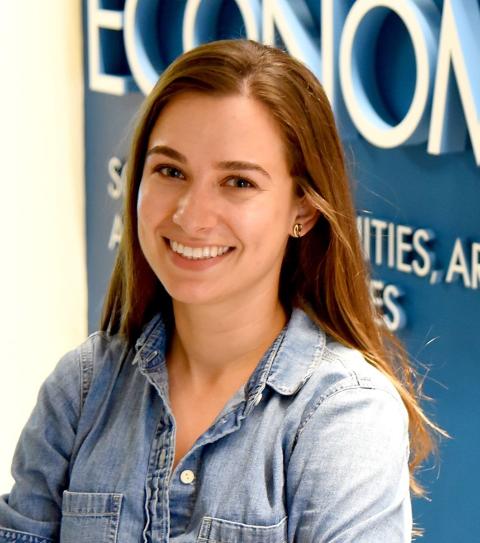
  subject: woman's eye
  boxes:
[155,165,185,179]
[225,177,255,189]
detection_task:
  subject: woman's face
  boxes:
[137,91,305,308]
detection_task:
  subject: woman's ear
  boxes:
[292,196,319,237]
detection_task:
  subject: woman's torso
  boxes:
[1,308,411,542]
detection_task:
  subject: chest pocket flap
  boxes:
[197,516,287,543]
[60,491,123,543]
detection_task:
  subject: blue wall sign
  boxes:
[83,1,480,540]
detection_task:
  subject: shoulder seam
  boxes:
[79,333,114,413]
[79,341,93,416]
[296,379,405,440]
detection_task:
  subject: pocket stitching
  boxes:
[202,516,287,531]
[61,491,123,543]
[198,515,287,542]
[62,491,123,515]
[62,511,120,517]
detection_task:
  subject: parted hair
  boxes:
[101,39,441,502]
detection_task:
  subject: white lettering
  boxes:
[412,228,434,277]
[396,225,413,274]
[428,0,480,165]
[371,218,388,266]
[321,0,355,137]
[107,157,126,200]
[472,242,480,289]
[446,237,471,287]
[184,0,260,52]
[387,222,395,268]
[86,0,480,164]
[362,216,371,260]
[108,213,124,251]
[124,0,159,95]
[262,0,320,78]
[369,279,385,326]
[339,0,440,147]
[87,0,134,95]
[383,284,406,331]
[369,279,406,331]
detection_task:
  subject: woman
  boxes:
[0,40,437,542]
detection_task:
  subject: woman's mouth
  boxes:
[167,239,234,260]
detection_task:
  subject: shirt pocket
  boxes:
[197,516,287,543]
[60,491,123,543]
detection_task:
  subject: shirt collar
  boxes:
[265,307,326,395]
[132,307,326,395]
[133,313,167,371]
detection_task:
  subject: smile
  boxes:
[168,239,233,260]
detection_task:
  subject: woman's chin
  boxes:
[166,285,224,307]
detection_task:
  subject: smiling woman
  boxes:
[0,40,440,543]
[137,92,312,312]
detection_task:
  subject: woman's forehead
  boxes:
[146,92,289,169]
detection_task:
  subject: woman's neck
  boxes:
[168,295,287,388]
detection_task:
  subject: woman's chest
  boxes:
[63,387,292,543]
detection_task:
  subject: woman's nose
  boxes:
[172,185,218,234]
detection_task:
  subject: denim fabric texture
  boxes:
[0,308,412,542]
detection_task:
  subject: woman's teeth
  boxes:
[169,240,231,260]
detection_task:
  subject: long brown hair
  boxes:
[101,39,441,499]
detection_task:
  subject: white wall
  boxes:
[0,2,87,491]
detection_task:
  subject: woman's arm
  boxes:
[286,383,411,543]
[0,349,81,543]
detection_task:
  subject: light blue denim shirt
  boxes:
[0,308,411,542]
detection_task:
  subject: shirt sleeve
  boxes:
[0,348,82,543]
[286,383,412,543]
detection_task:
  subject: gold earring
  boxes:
[293,223,303,238]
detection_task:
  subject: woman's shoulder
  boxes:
[283,331,412,542]
[294,333,409,432]
[78,330,132,370]
[280,308,405,407]
[320,336,403,402]
[270,308,408,433]
[43,331,133,404]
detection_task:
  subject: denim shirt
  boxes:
[0,308,411,542]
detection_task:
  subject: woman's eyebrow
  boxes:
[146,145,187,163]
[216,160,271,179]
[145,146,271,179]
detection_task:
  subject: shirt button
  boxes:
[180,469,195,484]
